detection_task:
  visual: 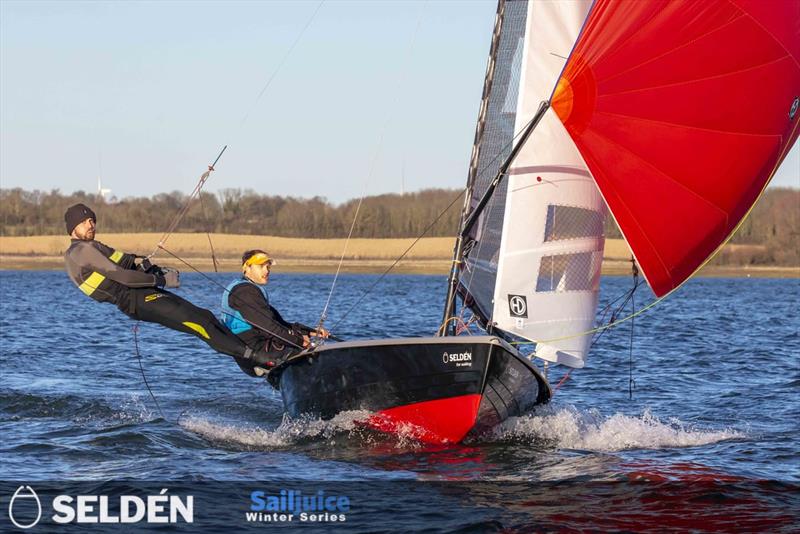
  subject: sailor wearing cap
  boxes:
[221,249,329,376]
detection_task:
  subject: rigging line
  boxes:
[326,90,541,334]
[151,3,326,258]
[595,266,644,318]
[461,189,499,328]
[236,0,326,132]
[157,245,305,350]
[440,103,544,330]
[317,1,428,331]
[328,187,466,333]
[440,108,544,334]
[332,108,542,335]
[628,257,639,399]
[317,193,363,330]
[150,145,228,258]
[317,152,374,330]
[132,323,166,421]
[441,308,476,337]
[591,275,645,348]
[512,291,663,347]
[198,192,219,272]
[629,278,636,400]
[437,315,466,336]
[553,369,572,393]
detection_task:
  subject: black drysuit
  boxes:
[64,238,249,359]
[224,281,312,375]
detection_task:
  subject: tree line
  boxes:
[1,186,797,265]
[0,188,464,239]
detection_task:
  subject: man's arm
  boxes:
[91,242,140,270]
[74,241,163,287]
[228,284,305,347]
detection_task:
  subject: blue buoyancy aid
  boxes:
[220,278,270,334]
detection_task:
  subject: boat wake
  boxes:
[179,410,379,450]
[180,404,744,453]
[487,405,745,452]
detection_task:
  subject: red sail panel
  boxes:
[552,0,800,296]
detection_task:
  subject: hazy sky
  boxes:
[2,0,798,204]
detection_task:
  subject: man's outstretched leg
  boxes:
[129,287,250,359]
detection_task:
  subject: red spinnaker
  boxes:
[552,0,800,296]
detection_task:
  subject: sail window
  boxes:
[544,205,604,242]
[536,252,601,292]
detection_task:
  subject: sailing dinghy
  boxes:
[270,0,800,444]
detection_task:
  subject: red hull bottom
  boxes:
[366,394,483,444]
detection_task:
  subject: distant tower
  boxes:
[98,176,112,201]
[401,158,406,196]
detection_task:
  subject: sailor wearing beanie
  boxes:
[63,203,274,372]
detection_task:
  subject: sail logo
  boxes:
[442,351,472,367]
[508,295,528,318]
[8,485,42,529]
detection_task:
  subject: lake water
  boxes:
[1,270,798,531]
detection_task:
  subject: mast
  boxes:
[439,0,506,337]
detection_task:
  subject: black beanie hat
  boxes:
[64,203,96,235]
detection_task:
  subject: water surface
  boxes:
[1,271,798,531]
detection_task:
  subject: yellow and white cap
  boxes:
[242,251,274,272]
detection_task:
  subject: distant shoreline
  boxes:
[1,255,797,279]
[1,233,798,278]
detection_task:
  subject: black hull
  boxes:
[270,336,551,443]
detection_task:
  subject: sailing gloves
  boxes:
[151,268,180,288]
[161,269,180,288]
[142,259,180,289]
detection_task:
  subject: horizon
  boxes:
[0,183,798,209]
[2,1,798,204]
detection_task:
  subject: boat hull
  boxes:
[270,336,551,444]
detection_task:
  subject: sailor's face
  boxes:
[245,262,270,285]
[72,218,96,241]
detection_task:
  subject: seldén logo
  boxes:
[248,489,349,523]
[7,486,193,527]
[442,351,472,367]
[8,485,42,529]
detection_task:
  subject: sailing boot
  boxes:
[243,346,299,377]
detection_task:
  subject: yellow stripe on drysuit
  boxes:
[79,272,106,296]
[182,322,210,339]
[78,250,123,296]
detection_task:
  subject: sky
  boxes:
[1,0,798,205]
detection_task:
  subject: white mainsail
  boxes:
[492,0,605,368]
